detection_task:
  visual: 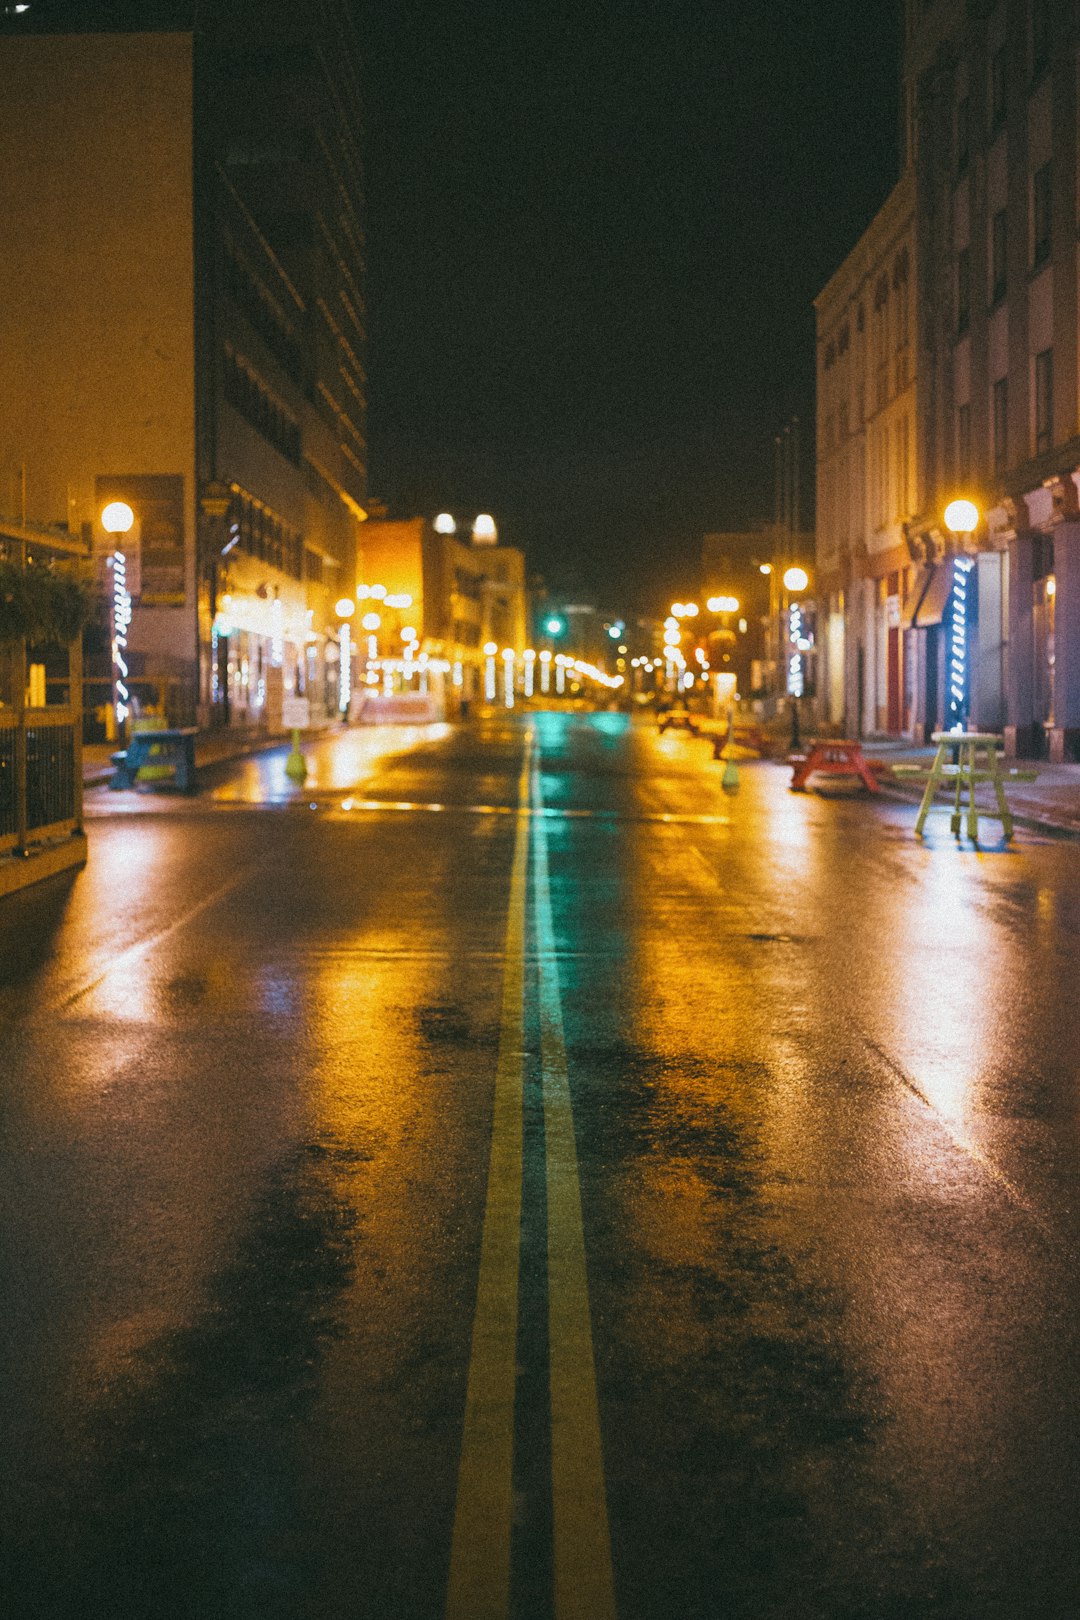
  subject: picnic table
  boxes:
[110,727,198,793]
[902,730,1035,841]
[789,738,886,794]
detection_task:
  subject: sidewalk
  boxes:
[858,738,1080,837]
[82,727,296,788]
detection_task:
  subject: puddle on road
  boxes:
[2,1136,368,1620]
[570,1039,976,1619]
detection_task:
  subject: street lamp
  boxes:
[944,498,980,537]
[336,597,355,716]
[943,499,980,731]
[782,566,810,751]
[101,501,135,737]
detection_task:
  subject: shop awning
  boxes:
[901,565,933,630]
[913,564,955,627]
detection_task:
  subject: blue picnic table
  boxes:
[110,727,198,793]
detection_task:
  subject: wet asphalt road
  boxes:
[2,710,1080,1619]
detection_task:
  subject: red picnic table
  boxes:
[789,738,887,794]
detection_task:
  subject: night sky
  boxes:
[357,0,900,611]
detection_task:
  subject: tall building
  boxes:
[904,0,1079,758]
[815,174,917,736]
[0,1,367,730]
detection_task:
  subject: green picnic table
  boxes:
[903,730,1036,841]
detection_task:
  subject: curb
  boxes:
[82,731,296,791]
[874,781,1080,841]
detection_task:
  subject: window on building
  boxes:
[991,208,1008,304]
[956,246,971,335]
[991,45,1007,128]
[993,375,1009,473]
[956,96,970,172]
[1033,161,1052,267]
[1032,0,1051,78]
[1035,347,1054,453]
[896,414,910,516]
[957,401,972,480]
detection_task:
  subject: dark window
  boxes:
[1035,348,1054,452]
[956,96,970,171]
[991,46,1007,128]
[1033,162,1052,266]
[1032,0,1051,78]
[956,246,971,335]
[991,208,1008,303]
[222,346,301,466]
[957,402,972,480]
[993,376,1009,473]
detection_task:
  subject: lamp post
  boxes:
[198,479,233,727]
[101,501,135,740]
[336,597,355,718]
[783,565,810,751]
[943,499,980,732]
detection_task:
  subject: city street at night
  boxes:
[3,714,1080,1618]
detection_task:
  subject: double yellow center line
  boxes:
[446,731,616,1620]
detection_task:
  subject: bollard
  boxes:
[285,728,308,784]
[720,711,740,794]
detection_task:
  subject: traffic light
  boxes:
[545,615,566,637]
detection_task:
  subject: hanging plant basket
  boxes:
[0,560,92,646]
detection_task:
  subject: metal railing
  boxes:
[0,723,16,846]
[0,527,85,860]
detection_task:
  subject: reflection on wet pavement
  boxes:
[5,712,1080,1617]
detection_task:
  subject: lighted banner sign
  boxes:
[95,474,186,605]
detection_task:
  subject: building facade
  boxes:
[356,516,527,716]
[815,172,919,737]
[0,1,367,732]
[905,0,1080,758]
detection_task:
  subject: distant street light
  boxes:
[783,566,809,593]
[707,595,740,614]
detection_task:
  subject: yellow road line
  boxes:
[532,759,617,1620]
[445,734,532,1620]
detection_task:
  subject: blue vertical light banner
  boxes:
[946,556,975,731]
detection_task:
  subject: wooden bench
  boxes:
[110,727,198,793]
[657,709,700,735]
[710,723,768,759]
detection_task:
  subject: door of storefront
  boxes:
[886,572,902,732]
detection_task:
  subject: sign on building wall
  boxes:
[95,474,186,605]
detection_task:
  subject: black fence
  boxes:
[0,724,16,840]
[26,722,76,831]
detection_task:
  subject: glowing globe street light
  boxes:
[101,501,135,538]
[783,566,809,593]
[944,498,980,536]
